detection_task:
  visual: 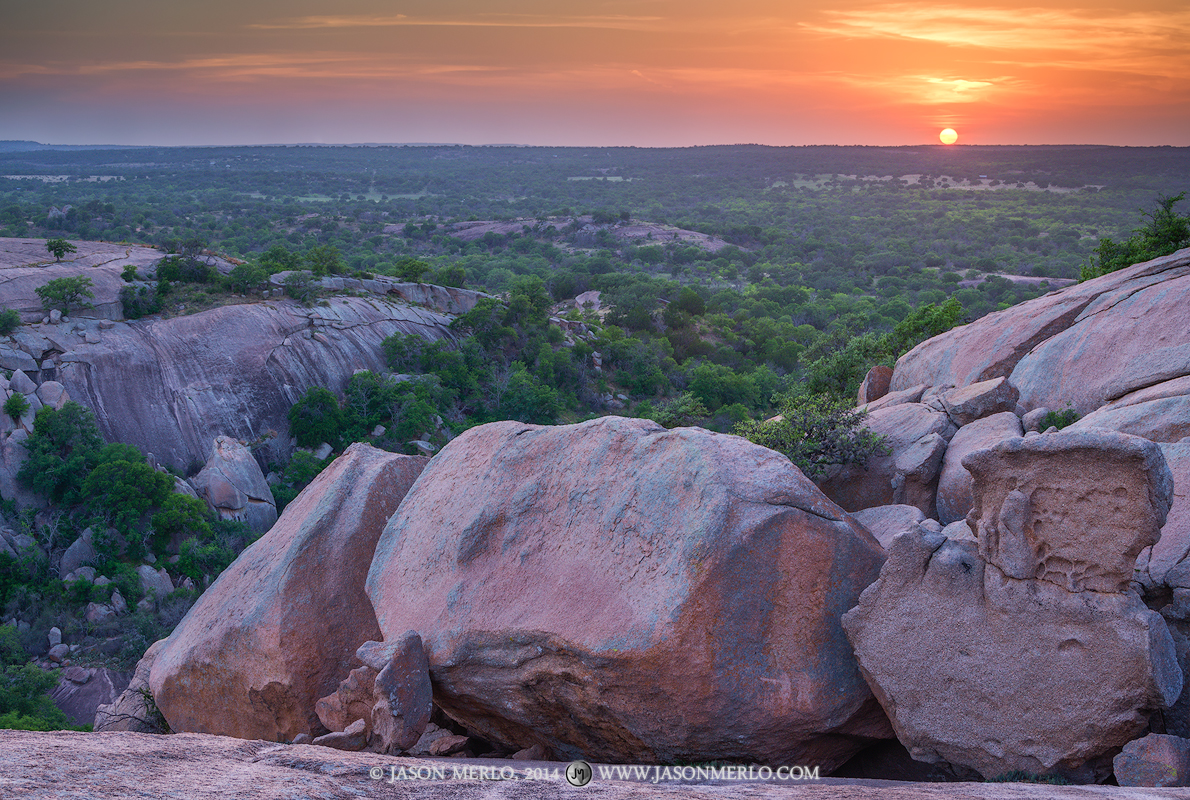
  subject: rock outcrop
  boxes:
[1114,733,1190,787]
[189,436,277,533]
[50,666,130,727]
[150,444,427,741]
[817,402,956,517]
[95,638,168,732]
[50,297,452,471]
[843,430,1181,781]
[890,248,1190,413]
[366,417,890,769]
[935,412,1024,526]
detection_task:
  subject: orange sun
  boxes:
[939,128,959,144]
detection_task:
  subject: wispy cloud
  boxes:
[247,13,663,31]
[803,5,1190,53]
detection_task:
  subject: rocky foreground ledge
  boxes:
[1,731,1188,800]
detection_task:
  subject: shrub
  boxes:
[35,276,93,314]
[734,391,889,480]
[0,309,21,335]
[121,265,139,282]
[81,461,174,534]
[150,494,213,557]
[1081,192,1190,281]
[1040,407,1079,430]
[288,387,342,448]
[226,262,266,293]
[283,270,318,303]
[16,402,105,505]
[3,393,29,421]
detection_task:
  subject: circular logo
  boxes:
[565,760,593,787]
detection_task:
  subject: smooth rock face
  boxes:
[962,430,1173,593]
[890,249,1190,408]
[1070,393,1190,444]
[935,413,1024,525]
[53,297,453,471]
[845,429,1182,781]
[1137,443,1190,590]
[817,402,956,517]
[849,505,926,550]
[150,444,427,741]
[939,377,1019,427]
[1114,734,1190,787]
[857,365,893,406]
[366,417,890,768]
[51,667,130,727]
[189,436,278,533]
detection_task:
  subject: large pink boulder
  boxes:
[365,417,890,768]
[890,249,1190,404]
[150,444,427,741]
[1137,442,1190,590]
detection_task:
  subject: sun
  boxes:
[939,128,959,145]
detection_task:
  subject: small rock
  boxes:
[48,627,62,648]
[312,718,368,751]
[48,643,70,663]
[49,309,62,324]
[84,331,101,345]
[136,598,153,612]
[93,576,111,587]
[111,590,127,615]
[292,733,312,745]
[1022,407,1051,433]
[371,425,386,437]
[86,602,117,624]
[312,442,333,461]
[428,734,470,756]
[62,665,90,684]
[9,369,37,395]
[1115,734,1190,787]
[510,743,549,760]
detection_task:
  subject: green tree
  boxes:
[305,244,345,277]
[0,309,20,335]
[392,257,432,282]
[151,494,213,556]
[1082,193,1190,281]
[16,402,104,504]
[44,238,77,262]
[734,392,888,480]
[283,270,318,304]
[35,276,94,315]
[3,393,29,421]
[82,460,174,534]
[288,387,343,448]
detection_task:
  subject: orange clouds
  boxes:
[0,0,1187,145]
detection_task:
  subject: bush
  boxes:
[35,276,93,314]
[3,393,29,421]
[150,494,213,556]
[283,270,319,303]
[0,309,21,335]
[121,265,139,282]
[81,460,174,534]
[1040,407,1079,430]
[734,392,889,480]
[16,402,105,504]
[1081,193,1190,281]
[226,262,266,293]
[288,387,342,448]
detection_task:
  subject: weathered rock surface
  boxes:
[1115,734,1190,787]
[7,729,1178,800]
[150,444,427,741]
[890,248,1190,414]
[50,666,130,727]
[189,436,277,533]
[963,430,1172,593]
[0,238,173,321]
[935,413,1024,525]
[369,631,434,754]
[366,416,890,768]
[818,402,956,517]
[136,565,174,599]
[50,297,453,471]
[94,638,168,732]
[844,430,1181,781]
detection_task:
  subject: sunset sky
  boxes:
[2,0,1188,147]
